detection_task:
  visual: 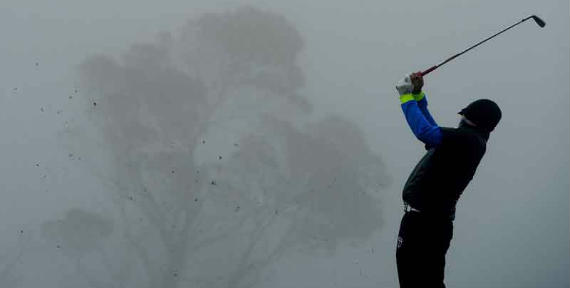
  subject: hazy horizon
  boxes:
[1,1,568,287]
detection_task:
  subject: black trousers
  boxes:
[396,211,453,288]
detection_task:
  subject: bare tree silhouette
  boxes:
[76,6,389,288]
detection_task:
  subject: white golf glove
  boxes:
[395,74,414,96]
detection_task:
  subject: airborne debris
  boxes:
[194,198,198,202]
[40,107,44,112]
[35,62,39,66]
[210,180,216,185]
[93,102,97,106]
[171,170,175,174]
[235,206,240,212]
[218,155,223,160]
[35,163,40,167]
[234,143,239,147]
[202,140,206,144]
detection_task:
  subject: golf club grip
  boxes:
[421,66,438,76]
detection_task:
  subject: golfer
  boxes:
[395,72,502,288]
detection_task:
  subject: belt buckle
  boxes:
[404,203,421,213]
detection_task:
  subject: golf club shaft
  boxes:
[421,16,537,76]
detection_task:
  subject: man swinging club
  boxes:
[395,72,502,287]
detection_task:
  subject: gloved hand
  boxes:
[396,72,424,96]
[395,74,414,96]
[410,72,423,94]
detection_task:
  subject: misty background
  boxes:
[0,1,568,287]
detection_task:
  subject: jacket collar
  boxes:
[459,121,490,141]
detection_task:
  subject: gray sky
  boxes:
[0,0,568,287]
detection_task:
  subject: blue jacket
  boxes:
[400,92,442,148]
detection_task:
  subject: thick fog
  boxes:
[0,1,568,287]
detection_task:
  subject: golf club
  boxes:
[421,15,546,76]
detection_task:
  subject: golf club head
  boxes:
[531,15,546,28]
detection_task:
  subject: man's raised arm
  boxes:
[395,72,442,147]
